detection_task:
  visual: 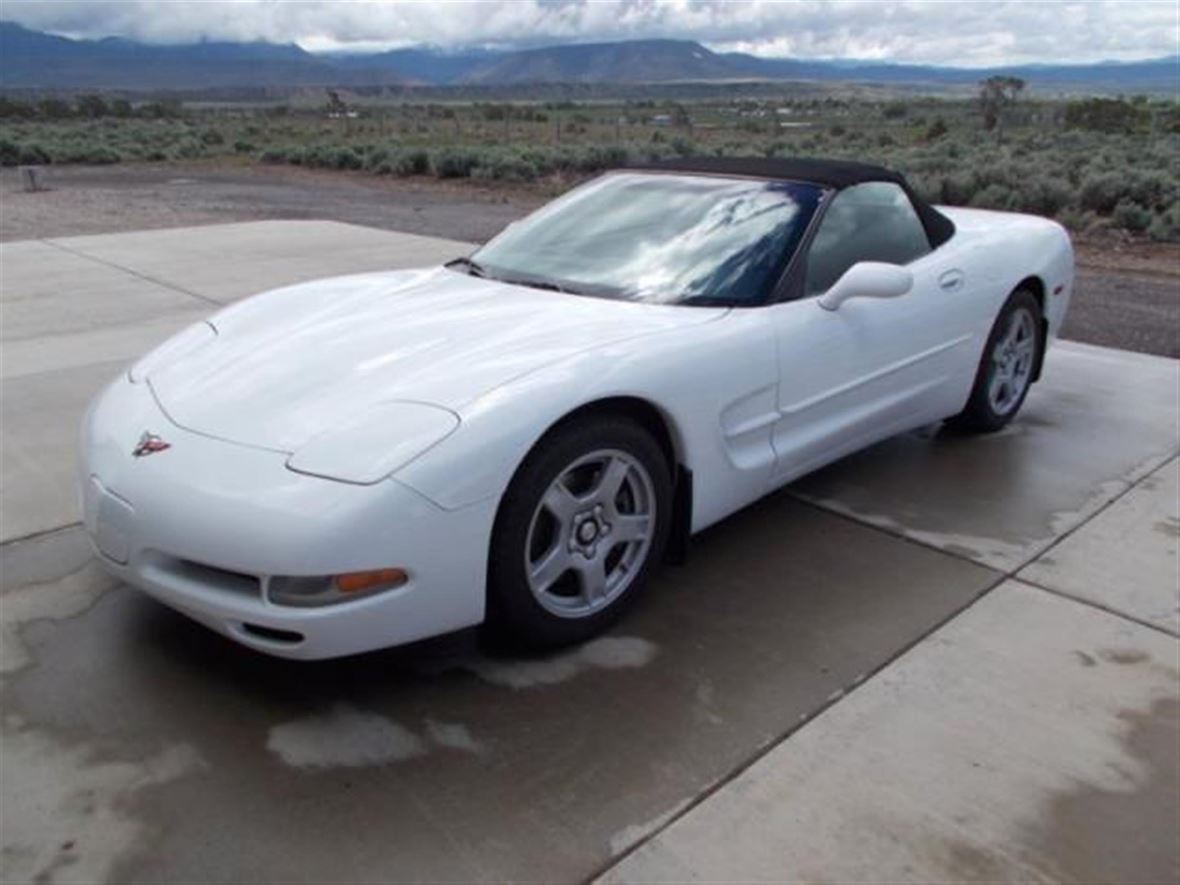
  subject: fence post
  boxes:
[18,165,43,192]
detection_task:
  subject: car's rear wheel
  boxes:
[949,288,1042,433]
[486,416,672,648]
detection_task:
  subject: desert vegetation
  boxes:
[1,89,1177,240]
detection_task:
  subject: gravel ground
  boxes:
[2,162,1176,357]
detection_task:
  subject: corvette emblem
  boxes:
[132,432,171,458]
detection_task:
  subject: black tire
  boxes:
[485,415,673,649]
[948,288,1043,433]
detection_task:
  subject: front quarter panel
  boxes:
[395,309,781,533]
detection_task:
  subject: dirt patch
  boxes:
[1075,234,1180,280]
[0,161,543,245]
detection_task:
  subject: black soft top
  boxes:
[633,155,955,249]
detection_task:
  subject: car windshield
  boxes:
[467,172,824,306]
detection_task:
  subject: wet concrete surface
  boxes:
[1,359,129,541]
[1020,457,1180,634]
[792,341,1179,572]
[602,581,1180,884]
[1026,694,1179,884]
[2,496,996,883]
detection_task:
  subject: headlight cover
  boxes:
[286,401,460,485]
[128,321,217,383]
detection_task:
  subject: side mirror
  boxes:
[818,262,913,311]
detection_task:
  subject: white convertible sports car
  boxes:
[80,157,1073,658]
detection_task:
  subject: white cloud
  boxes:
[2,0,1176,66]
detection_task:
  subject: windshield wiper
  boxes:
[509,277,569,294]
[450,260,575,295]
[445,256,488,278]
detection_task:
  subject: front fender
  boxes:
[394,309,780,534]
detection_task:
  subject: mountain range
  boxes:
[1,21,1176,93]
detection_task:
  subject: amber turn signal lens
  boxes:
[333,568,408,594]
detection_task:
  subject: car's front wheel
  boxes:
[949,288,1043,433]
[486,415,672,648]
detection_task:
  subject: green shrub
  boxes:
[1111,199,1152,233]
[1124,171,1175,212]
[1013,178,1072,216]
[968,184,1015,211]
[0,138,19,166]
[432,148,481,178]
[172,137,203,159]
[1148,205,1180,242]
[1055,207,1093,233]
[938,173,977,206]
[393,148,430,176]
[329,147,363,170]
[1065,98,1147,134]
[18,142,50,164]
[473,153,539,182]
[364,147,390,171]
[1079,173,1124,214]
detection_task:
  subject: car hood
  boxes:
[148,267,725,453]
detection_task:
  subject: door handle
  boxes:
[939,269,965,292]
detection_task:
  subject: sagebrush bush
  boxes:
[472,150,540,182]
[432,147,481,178]
[1111,200,1152,234]
[968,184,1015,211]
[1148,205,1180,241]
[3,101,1177,240]
[0,138,19,165]
[393,148,430,175]
[1014,178,1073,216]
[1079,173,1125,214]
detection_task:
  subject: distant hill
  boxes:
[0,21,376,89]
[723,50,1180,91]
[325,46,495,85]
[1,21,1175,93]
[458,39,739,84]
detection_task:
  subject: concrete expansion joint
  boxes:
[1,521,83,551]
[41,238,221,306]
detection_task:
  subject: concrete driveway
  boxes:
[1,222,1176,884]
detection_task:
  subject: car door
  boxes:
[768,181,978,484]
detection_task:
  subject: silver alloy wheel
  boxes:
[988,306,1037,416]
[524,448,656,618]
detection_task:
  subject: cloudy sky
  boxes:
[4,0,1177,66]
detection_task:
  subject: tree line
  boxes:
[0,95,185,120]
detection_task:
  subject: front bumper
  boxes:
[79,376,495,659]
